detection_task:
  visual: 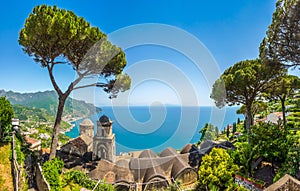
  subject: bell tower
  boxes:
[93,115,116,162]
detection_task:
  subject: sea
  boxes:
[65,106,243,154]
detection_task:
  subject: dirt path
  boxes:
[0,143,14,191]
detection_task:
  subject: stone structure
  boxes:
[36,163,51,191]
[60,118,94,157]
[93,115,116,162]
[264,174,300,191]
[80,118,94,139]
[89,147,198,191]
[59,116,116,166]
[59,115,236,191]
[60,136,91,157]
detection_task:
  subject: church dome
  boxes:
[80,118,94,127]
[99,115,110,123]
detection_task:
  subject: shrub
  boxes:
[42,158,64,191]
[62,170,115,191]
[14,137,25,164]
[198,148,238,190]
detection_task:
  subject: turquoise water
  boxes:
[65,106,243,154]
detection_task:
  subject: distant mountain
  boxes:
[0,90,99,119]
[12,104,50,121]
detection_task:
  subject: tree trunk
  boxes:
[280,97,286,127]
[49,96,66,160]
[246,104,253,144]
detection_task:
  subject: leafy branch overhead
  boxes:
[18,5,131,159]
[210,59,284,140]
[260,0,300,67]
[19,5,130,98]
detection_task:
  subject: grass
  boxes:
[0,143,14,191]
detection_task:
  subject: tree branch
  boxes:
[73,82,107,90]
[47,63,63,97]
[53,61,67,65]
[63,70,94,96]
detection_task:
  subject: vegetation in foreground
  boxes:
[0,143,13,191]
[42,158,115,191]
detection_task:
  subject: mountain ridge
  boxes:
[0,89,99,120]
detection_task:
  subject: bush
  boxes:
[14,136,25,164]
[198,148,238,190]
[274,132,300,182]
[0,97,14,143]
[42,158,64,191]
[290,112,300,117]
[62,170,115,191]
[287,116,297,121]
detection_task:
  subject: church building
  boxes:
[93,115,116,162]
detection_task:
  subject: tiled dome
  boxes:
[99,115,110,123]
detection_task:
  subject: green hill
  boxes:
[0,90,99,120]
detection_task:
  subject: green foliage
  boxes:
[42,158,64,191]
[265,74,300,125]
[208,184,220,191]
[58,133,71,146]
[250,123,288,164]
[0,143,14,191]
[226,126,229,138]
[19,5,130,158]
[18,5,130,98]
[166,180,181,191]
[211,59,281,108]
[260,0,300,67]
[0,176,9,191]
[236,122,245,133]
[287,116,298,121]
[267,75,300,102]
[232,122,236,134]
[0,90,97,119]
[228,142,256,176]
[15,136,25,164]
[237,101,268,117]
[13,104,49,121]
[62,170,115,191]
[274,131,300,181]
[0,97,14,142]
[43,161,115,191]
[224,183,249,191]
[198,148,238,190]
[199,123,218,144]
[211,59,283,136]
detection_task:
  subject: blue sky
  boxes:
[0,0,279,106]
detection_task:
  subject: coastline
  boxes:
[61,116,84,134]
[63,106,244,154]
[61,122,75,134]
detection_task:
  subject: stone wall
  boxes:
[235,174,264,191]
[36,163,50,191]
[264,174,300,191]
[12,133,20,191]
